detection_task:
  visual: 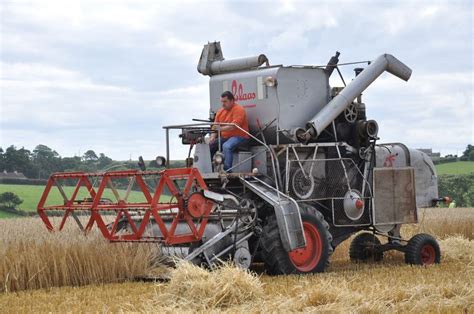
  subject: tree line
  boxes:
[0,144,472,207]
[0,144,182,180]
[0,144,138,179]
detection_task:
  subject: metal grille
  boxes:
[373,167,417,226]
[287,157,372,227]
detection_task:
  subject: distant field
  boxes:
[436,161,474,175]
[0,211,14,218]
[0,184,57,212]
[0,183,167,216]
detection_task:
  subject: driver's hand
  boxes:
[208,134,216,144]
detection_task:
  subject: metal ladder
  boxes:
[240,177,306,251]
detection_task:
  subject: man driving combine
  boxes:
[209,91,249,171]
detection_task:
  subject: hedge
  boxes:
[438,173,474,207]
[0,178,48,185]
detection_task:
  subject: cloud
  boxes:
[0,0,472,160]
[365,71,473,155]
[0,60,208,159]
[163,37,202,57]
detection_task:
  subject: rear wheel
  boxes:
[261,204,333,275]
[349,232,383,262]
[405,233,440,265]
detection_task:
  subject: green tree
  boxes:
[61,156,82,171]
[0,192,23,210]
[83,150,98,162]
[2,146,35,177]
[148,159,159,168]
[461,144,474,161]
[32,144,60,179]
[0,147,5,171]
[438,173,474,207]
[98,153,113,169]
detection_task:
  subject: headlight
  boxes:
[264,76,277,87]
[213,152,224,164]
[155,156,166,167]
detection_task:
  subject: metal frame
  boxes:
[163,122,282,190]
[329,197,372,227]
[282,142,374,227]
[241,176,305,251]
[161,122,309,251]
[185,220,254,265]
[37,168,214,244]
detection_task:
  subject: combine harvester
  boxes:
[38,42,443,274]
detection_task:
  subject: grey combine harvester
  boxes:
[39,42,443,274]
[157,42,442,273]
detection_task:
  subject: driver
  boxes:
[209,91,249,172]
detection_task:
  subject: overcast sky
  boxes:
[1,0,472,160]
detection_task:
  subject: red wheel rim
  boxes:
[288,222,322,272]
[420,244,436,265]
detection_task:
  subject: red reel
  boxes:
[37,168,214,245]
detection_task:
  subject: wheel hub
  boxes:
[343,189,364,221]
[288,222,322,271]
[420,244,436,265]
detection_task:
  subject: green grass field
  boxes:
[0,183,169,218]
[435,161,474,175]
[0,211,15,218]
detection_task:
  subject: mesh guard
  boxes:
[373,167,418,226]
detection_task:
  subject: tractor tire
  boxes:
[261,204,333,275]
[349,232,383,262]
[404,233,440,265]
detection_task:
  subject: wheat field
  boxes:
[0,208,473,312]
[0,217,163,293]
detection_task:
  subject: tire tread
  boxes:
[261,204,333,275]
[404,233,441,265]
[349,232,383,262]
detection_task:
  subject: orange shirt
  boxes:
[215,103,250,139]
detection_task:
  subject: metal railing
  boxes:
[162,122,282,191]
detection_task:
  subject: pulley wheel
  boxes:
[234,247,252,269]
[290,167,315,200]
[187,193,213,218]
[344,104,358,123]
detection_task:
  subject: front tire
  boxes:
[261,204,333,275]
[404,233,440,265]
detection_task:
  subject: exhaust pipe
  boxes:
[296,54,412,142]
[209,55,268,75]
[198,42,269,76]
